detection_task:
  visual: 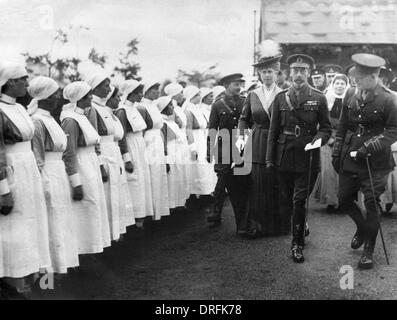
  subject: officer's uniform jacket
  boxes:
[333,83,397,173]
[207,94,244,170]
[266,84,332,172]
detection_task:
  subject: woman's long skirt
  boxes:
[167,138,190,209]
[247,163,289,235]
[0,141,51,278]
[144,129,170,220]
[41,152,79,274]
[125,132,154,219]
[319,145,339,206]
[100,136,128,241]
[189,129,216,195]
[73,146,111,255]
[113,141,135,228]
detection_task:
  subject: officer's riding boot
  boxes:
[291,225,305,263]
[358,235,376,270]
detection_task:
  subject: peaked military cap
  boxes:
[322,64,343,75]
[379,66,394,82]
[352,53,385,74]
[286,54,315,69]
[311,68,325,78]
[219,73,245,86]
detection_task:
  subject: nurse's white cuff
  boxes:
[122,153,132,163]
[0,179,10,196]
[69,174,82,188]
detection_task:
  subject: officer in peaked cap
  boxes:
[323,64,343,87]
[266,53,332,263]
[332,53,397,269]
[311,68,326,92]
[207,73,249,233]
[379,66,394,88]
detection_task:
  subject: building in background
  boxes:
[259,0,397,72]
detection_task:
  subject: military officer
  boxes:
[311,68,326,92]
[207,73,249,233]
[266,54,332,263]
[332,53,397,270]
[323,64,343,87]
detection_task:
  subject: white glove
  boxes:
[235,136,245,153]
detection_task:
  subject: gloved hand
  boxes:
[0,192,14,216]
[235,136,245,153]
[356,147,369,160]
[166,164,171,174]
[332,157,340,174]
[327,137,335,147]
[125,161,134,174]
[100,165,108,183]
[72,185,83,201]
[191,150,198,161]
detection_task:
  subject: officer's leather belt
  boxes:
[348,125,384,137]
[282,125,315,137]
[253,124,269,130]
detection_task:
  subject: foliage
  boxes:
[113,39,141,80]
[177,65,221,87]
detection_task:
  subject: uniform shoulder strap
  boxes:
[220,98,234,114]
[284,91,293,111]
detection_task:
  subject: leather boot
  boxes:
[358,236,376,270]
[291,225,305,263]
[351,230,364,250]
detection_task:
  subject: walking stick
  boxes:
[303,150,313,246]
[365,156,390,265]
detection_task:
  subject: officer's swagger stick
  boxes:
[365,156,390,265]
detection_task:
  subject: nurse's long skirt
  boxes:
[100,136,127,241]
[145,129,170,220]
[189,129,215,195]
[167,136,189,209]
[125,132,154,219]
[41,152,79,274]
[113,141,135,229]
[0,141,51,278]
[73,146,111,254]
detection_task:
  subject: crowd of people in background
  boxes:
[1,41,397,297]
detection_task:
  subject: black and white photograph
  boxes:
[1,0,397,305]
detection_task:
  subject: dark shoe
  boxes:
[358,250,374,270]
[351,231,364,250]
[291,244,305,263]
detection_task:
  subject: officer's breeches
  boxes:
[279,170,318,227]
[213,165,249,228]
[339,170,389,239]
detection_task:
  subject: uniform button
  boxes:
[233,117,237,120]
[358,115,362,118]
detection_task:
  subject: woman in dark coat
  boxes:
[237,40,289,238]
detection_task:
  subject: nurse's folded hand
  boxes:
[0,192,14,216]
[72,185,84,201]
[125,161,134,174]
[100,165,109,183]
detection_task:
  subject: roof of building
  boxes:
[260,0,397,43]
